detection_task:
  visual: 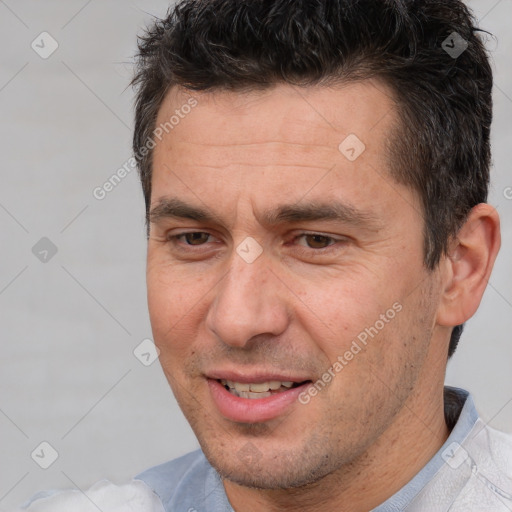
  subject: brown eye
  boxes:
[181,232,211,245]
[295,233,338,250]
[167,232,214,246]
[290,232,349,257]
[301,234,335,249]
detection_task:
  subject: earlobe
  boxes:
[437,203,501,327]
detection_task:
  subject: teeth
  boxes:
[220,379,298,397]
[239,391,272,399]
[227,381,250,392]
[249,382,271,392]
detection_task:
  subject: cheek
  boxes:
[147,282,197,386]
[147,251,201,314]
[147,265,193,343]
[146,258,216,363]
[291,271,397,351]
[147,271,179,332]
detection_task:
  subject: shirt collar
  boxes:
[371,386,478,512]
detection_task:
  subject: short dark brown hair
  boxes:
[131,0,493,357]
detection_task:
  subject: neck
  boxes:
[224,382,450,512]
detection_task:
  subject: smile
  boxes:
[207,377,312,423]
[219,379,301,398]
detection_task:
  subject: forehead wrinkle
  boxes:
[157,163,335,172]
[158,139,339,170]
[170,140,334,149]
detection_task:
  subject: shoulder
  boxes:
[468,419,512,484]
[15,479,165,511]
[421,420,512,511]
[135,449,214,506]
[15,451,216,512]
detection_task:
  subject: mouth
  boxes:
[218,379,305,398]
[206,375,312,423]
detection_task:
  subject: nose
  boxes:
[205,246,289,348]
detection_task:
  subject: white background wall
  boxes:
[0,0,510,509]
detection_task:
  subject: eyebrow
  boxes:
[149,197,381,230]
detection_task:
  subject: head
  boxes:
[132,0,499,493]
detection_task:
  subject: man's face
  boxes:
[147,82,444,488]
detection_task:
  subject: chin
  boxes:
[202,441,338,491]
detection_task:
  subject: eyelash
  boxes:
[166,231,345,254]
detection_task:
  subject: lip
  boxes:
[206,370,311,384]
[207,377,311,423]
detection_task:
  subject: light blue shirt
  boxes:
[136,386,512,511]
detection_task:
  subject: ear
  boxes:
[436,203,501,327]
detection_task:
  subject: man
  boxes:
[18,0,511,510]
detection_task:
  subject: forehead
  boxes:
[150,81,414,225]
[154,80,397,159]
